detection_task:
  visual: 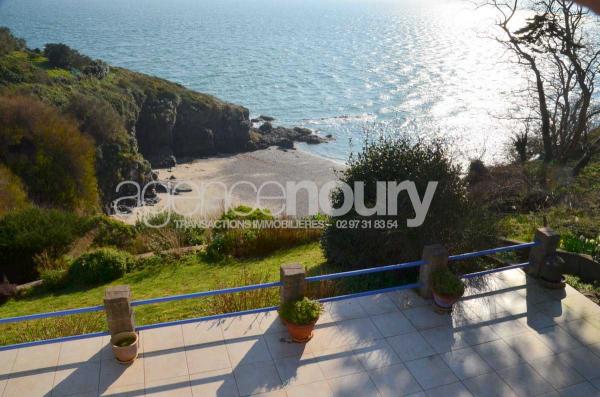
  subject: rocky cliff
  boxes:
[0,29,328,208]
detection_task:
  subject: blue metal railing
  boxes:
[448,242,537,262]
[305,260,426,282]
[0,304,105,325]
[461,262,530,279]
[131,281,282,307]
[0,240,538,350]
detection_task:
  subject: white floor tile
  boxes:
[528,355,584,389]
[264,331,311,360]
[99,357,145,391]
[472,340,524,371]
[352,338,401,370]
[233,361,283,397]
[185,341,231,374]
[387,331,436,362]
[371,311,416,337]
[314,346,365,379]
[182,319,224,346]
[145,375,193,397]
[356,293,399,315]
[369,362,422,397]
[285,380,334,397]
[420,326,470,354]
[403,307,451,330]
[557,346,600,380]
[3,370,55,397]
[441,347,492,380]
[225,335,272,366]
[535,325,584,353]
[496,363,555,397]
[144,350,189,382]
[189,368,239,397]
[221,314,264,339]
[561,319,600,346]
[392,290,429,310]
[405,355,459,390]
[559,382,600,397]
[327,372,379,397]
[503,332,554,362]
[11,343,60,373]
[463,372,518,397]
[58,337,104,365]
[52,361,101,397]
[274,353,324,387]
[142,326,184,353]
[425,381,473,397]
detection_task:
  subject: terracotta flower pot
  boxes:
[432,291,460,313]
[284,320,317,343]
[111,331,139,364]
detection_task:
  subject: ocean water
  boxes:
[0,0,531,164]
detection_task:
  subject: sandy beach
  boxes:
[116,147,345,223]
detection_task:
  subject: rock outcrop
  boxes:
[0,29,330,207]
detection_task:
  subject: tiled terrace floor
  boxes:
[1,269,600,397]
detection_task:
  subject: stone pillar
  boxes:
[528,227,560,278]
[280,263,306,305]
[419,244,449,299]
[104,285,135,336]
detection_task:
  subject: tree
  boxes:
[0,96,99,212]
[321,135,497,269]
[0,27,25,56]
[483,0,600,167]
[0,163,29,215]
[43,43,91,70]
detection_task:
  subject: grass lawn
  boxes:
[0,242,326,346]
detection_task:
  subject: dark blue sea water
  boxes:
[0,0,532,163]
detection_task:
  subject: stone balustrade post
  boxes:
[280,263,306,305]
[419,244,449,299]
[104,285,135,336]
[528,227,560,278]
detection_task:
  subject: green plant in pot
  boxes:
[279,297,323,342]
[431,267,465,312]
[111,331,139,364]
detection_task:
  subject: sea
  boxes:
[0,0,540,164]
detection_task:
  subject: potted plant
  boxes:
[431,268,465,312]
[111,331,139,364]
[279,297,323,342]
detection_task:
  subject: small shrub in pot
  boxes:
[431,268,465,312]
[279,297,323,342]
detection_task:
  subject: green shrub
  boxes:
[205,206,321,260]
[0,95,99,211]
[40,269,69,290]
[0,163,29,215]
[321,135,489,269]
[93,217,137,249]
[431,268,465,297]
[43,43,91,70]
[68,248,133,285]
[0,208,91,283]
[279,297,323,325]
[212,269,279,313]
[218,205,273,225]
[135,211,205,253]
[0,27,26,56]
[561,233,600,262]
[83,60,109,79]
